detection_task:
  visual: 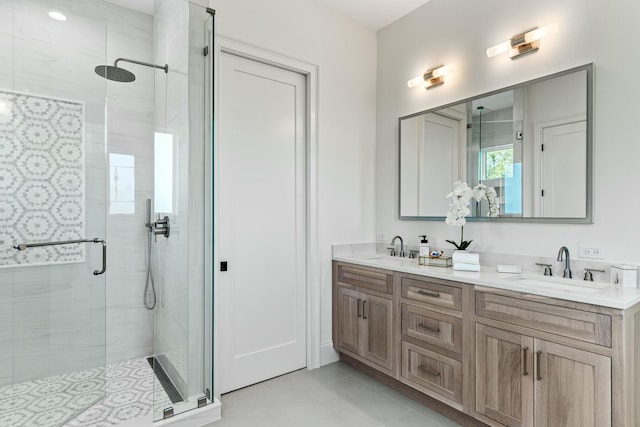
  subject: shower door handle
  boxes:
[13,238,107,276]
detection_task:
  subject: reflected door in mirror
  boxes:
[400,113,460,217]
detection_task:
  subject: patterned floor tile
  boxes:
[0,358,173,427]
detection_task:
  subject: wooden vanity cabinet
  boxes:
[398,273,467,409]
[475,290,614,427]
[475,323,611,427]
[333,261,639,427]
[334,263,394,373]
[475,324,534,427]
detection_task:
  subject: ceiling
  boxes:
[103,0,431,31]
[312,0,432,30]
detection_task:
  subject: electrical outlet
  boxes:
[579,245,604,259]
[376,233,386,241]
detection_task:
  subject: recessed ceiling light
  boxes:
[48,11,67,21]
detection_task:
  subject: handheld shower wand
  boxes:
[144,199,157,310]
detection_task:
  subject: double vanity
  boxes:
[332,250,640,427]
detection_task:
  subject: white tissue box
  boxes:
[611,265,638,288]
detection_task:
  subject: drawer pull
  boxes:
[417,290,441,298]
[523,347,529,376]
[418,323,440,333]
[357,299,362,318]
[536,350,543,380]
[418,365,441,376]
[362,300,368,320]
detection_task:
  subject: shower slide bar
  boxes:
[13,238,107,275]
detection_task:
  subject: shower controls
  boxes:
[145,200,170,238]
[153,216,171,238]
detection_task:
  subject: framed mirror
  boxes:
[398,64,593,223]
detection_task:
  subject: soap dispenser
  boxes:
[419,235,429,257]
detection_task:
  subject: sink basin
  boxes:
[506,274,611,294]
[362,255,414,265]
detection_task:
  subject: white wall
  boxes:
[377,0,640,264]
[209,0,378,364]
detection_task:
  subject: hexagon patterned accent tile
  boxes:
[0,358,172,427]
[0,91,85,267]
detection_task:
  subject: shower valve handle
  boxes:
[153,216,171,238]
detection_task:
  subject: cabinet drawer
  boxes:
[336,263,393,294]
[401,341,463,404]
[401,275,462,311]
[401,304,462,353]
[476,292,612,347]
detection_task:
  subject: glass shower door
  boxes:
[151,0,213,420]
[0,1,107,425]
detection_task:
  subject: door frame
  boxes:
[212,35,320,398]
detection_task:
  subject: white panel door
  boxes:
[540,121,587,217]
[219,52,306,393]
[418,113,459,217]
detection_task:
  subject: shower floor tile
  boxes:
[0,358,172,427]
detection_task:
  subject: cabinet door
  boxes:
[361,293,394,371]
[534,339,611,427]
[336,287,361,355]
[476,324,534,427]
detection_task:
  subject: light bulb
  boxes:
[432,64,454,78]
[486,40,510,58]
[407,75,424,89]
[525,22,558,43]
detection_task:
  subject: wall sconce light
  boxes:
[407,64,453,90]
[486,22,558,59]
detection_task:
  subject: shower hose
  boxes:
[144,230,157,310]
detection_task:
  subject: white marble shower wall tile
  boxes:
[0,0,159,386]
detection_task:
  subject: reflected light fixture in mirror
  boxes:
[487,22,558,59]
[407,64,454,90]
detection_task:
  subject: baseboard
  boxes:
[320,341,339,366]
[154,398,222,426]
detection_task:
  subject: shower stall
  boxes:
[0,0,214,425]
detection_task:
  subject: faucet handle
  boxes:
[408,250,419,259]
[387,247,397,257]
[535,263,553,276]
[584,268,605,281]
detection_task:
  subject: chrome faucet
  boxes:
[557,246,572,278]
[391,235,405,257]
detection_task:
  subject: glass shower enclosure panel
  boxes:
[151,0,212,420]
[0,1,107,426]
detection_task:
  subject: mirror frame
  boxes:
[398,63,593,223]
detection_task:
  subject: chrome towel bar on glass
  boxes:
[13,238,107,275]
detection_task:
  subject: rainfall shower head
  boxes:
[95,58,168,83]
[95,65,136,82]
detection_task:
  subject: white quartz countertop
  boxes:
[333,253,640,310]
